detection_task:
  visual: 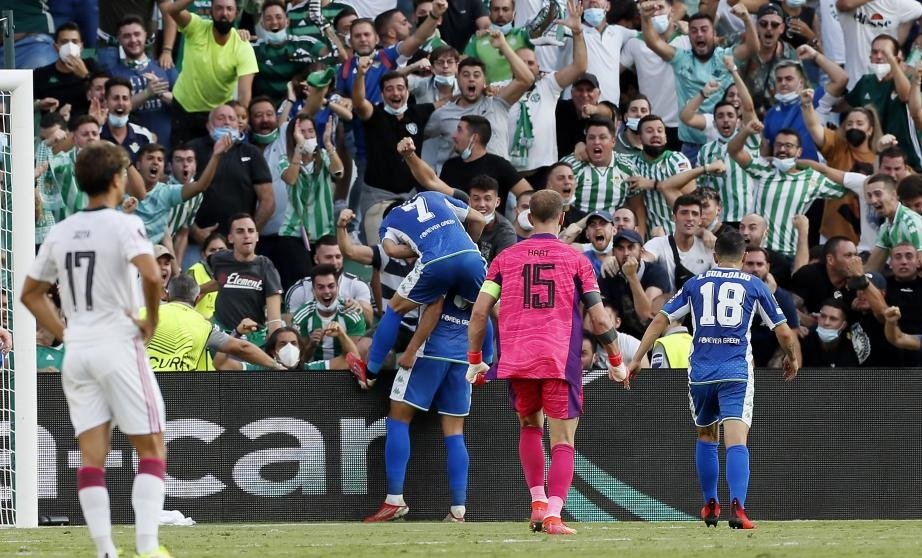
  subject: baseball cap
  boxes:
[307,67,335,89]
[573,72,599,89]
[756,3,784,20]
[612,229,643,245]
[154,245,175,261]
[586,209,613,223]
[865,272,886,290]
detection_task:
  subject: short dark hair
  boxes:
[228,212,256,231]
[688,12,715,26]
[85,70,111,93]
[260,0,287,15]
[75,142,129,196]
[744,245,770,261]
[137,143,166,159]
[105,77,133,98]
[673,193,702,214]
[202,231,228,250]
[775,128,802,147]
[350,17,376,34]
[314,234,338,248]
[333,7,358,30]
[714,229,746,261]
[429,45,460,63]
[637,114,664,133]
[547,161,573,175]
[584,116,616,137]
[879,146,907,164]
[696,188,721,205]
[458,57,486,74]
[823,236,853,260]
[622,94,650,116]
[898,175,922,201]
[116,14,146,33]
[468,175,499,193]
[871,34,900,56]
[40,111,67,130]
[819,297,847,316]
[69,114,100,132]
[866,173,896,191]
[54,22,82,43]
[379,70,408,88]
[460,115,492,146]
[247,95,275,114]
[374,8,403,36]
[712,100,736,116]
[170,142,195,159]
[311,263,340,283]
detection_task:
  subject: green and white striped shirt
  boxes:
[621,150,693,234]
[35,139,63,245]
[278,150,335,241]
[876,203,922,251]
[166,176,203,237]
[697,134,761,223]
[49,148,86,216]
[291,299,366,361]
[744,158,850,257]
[559,153,632,215]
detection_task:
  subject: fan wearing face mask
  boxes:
[252,0,332,106]
[462,0,535,85]
[728,119,868,260]
[33,22,102,118]
[264,324,366,376]
[799,299,860,367]
[158,0,259,147]
[760,49,848,164]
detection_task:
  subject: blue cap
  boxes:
[586,209,613,223]
[613,229,643,245]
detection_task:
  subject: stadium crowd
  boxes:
[11,0,922,374]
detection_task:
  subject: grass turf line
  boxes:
[2,520,922,557]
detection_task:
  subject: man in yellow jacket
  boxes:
[142,274,284,371]
[650,321,692,370]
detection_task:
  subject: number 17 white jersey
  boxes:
[29,208,154,344]
[660,267,787,384]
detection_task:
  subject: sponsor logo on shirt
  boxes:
[406,122,418,135]
[853,11,893,29]
[223,272,264,290]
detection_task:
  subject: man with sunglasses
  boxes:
[740,3,799,115]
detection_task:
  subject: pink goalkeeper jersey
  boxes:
[487,233,599,383]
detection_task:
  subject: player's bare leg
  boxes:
[126,433,170,556]
[518,411,548,531]
[77,423,118,558]
[366,293,421,378]
[440,415,468,522]
[722,420,755,529]
[696,423,721,527]
[365,402,415,522]
[542,416,579,535]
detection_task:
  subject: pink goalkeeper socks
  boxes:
[546,443,575,518]
[519,426,546,496]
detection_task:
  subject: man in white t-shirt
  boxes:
[284,235,373,323]
[643,193,715,293]
[837,0,922,86]
[561,0,634,104]
[508,3,587,173]
[20,141,170,558]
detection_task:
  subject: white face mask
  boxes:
[869,63,891,81]
[58,42,81,61]
[816,326,841,343]
[774,91,799,104]
[433,74,456,89]
[785,0,806,6]
[652,14,671,35]
[383,103,408,116]
[626,117,640,131]
[772,157,796,172]
[108,113,129,128]
[316,298,339,313]
[483,211,496,225]
[277,342,301,368]
[302,137,318,153]
[517,209,534,231]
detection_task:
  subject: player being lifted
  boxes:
[628,229,801,530]
[363,190,486,386]
[467,190,628,536]
[21,142,171,557]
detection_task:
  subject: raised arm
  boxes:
[639,1,677,61]
[679,80,720,131]
[351,56,375,121]
[884,48,912,102]
[792,214,810,273]
[728,118,761,168]
[495,31,536,104]
[396,137,454,195]
[157,0,193,28]
[182,134,231,200]
[398,0,447,57]
[554,1,588,88]
[911,62,922,131]
[884,306,922,350]
[729,3,759,61]
[799,88,826,149]
[336,209,374,264]
[724,55,756,122]
[799,44,848,98]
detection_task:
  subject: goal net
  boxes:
[0,70,38,528]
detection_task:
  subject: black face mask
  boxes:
[844,128,867,148]
[214,19,234,35]
[643,144,666,158]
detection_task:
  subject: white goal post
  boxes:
[0,69,38,528]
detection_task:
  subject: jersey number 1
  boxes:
[522,263,555,309]
[65,251,96,311]
[698,281,744,327]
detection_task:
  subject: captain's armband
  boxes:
[480,280,501,299]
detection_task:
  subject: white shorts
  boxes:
[62,338,166,437]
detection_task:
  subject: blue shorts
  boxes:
[688,380,754,428]
[396,251,485,305]
[389,358,472,416]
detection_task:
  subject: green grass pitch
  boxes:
[3,520,922,557]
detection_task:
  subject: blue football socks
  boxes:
[384,418,410,495]
[726,444,750,508]
[444,434,469,507]
[368,306,403,374]
[696,440,720,503]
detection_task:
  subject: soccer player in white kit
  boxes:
[21,142,171,558]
